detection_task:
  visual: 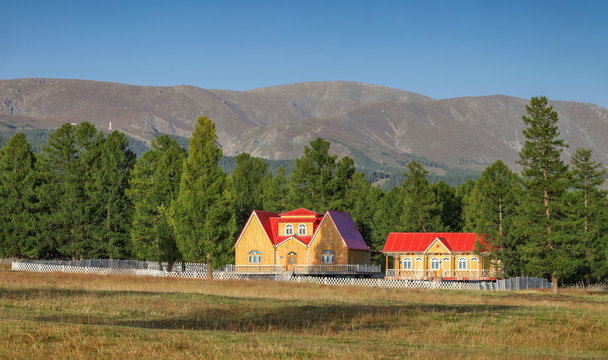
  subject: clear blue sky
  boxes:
[2,0,607,108]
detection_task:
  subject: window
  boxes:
[298,224,307,236]
[402,257,412,270]
[431,257,440,270]
[248,250,261,264]
[321,250,335,264]
[285,224,293,236]
[458,257,467,270]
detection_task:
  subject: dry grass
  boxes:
[1,270,607,359]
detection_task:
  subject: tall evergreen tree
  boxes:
[343,172,383,261]
[171,116,237,274]
[400,162,443,232]
[89,131,136,258]
[570,147,607,283]
[38,123,81,259]
[0,133,39,257]
[287,138,337,212]
[515,96,576,293]
[463,160,521,275]
[262,166,289,213]
[433,181,463,231]
[231,153,270,228]
[127,135,185,269]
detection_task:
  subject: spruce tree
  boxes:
[570,147,607,283]
[171,116,236,275]
[515,96,575,293]
[400,162,443,232]
[89,131,136,258]
[262,166,289,213]
[287,138,337,212]
[433,181,463,231]
[231,153,270,228]
[0,133,39,257]
[127,135,185,269]
[463,160,521,275]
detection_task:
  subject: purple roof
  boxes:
[326,210,370,250]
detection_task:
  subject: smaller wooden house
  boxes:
[233,208,379,276]
[381,232,499,281]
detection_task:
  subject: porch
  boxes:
[222,264,382,276]
[385,269,498,281]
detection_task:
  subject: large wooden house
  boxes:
[381,232,499,281]
[233,208,379,276]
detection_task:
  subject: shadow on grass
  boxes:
[2,287,521,333]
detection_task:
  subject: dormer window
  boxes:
[285,224,294,236]
[298,224,306,236]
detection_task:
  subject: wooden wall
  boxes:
[235,215,275,266]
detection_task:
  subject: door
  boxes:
[286,252,297,271]
[430,257,441,278]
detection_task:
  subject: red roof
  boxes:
[235,209,370,250]
[279,208,321,217]
[382,233,485,253]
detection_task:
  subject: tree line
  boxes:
[1,97,606,288]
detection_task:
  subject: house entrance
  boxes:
[287,252,297,271]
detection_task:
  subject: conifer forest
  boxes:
[1,97,607,287]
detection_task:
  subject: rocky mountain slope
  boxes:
[1,78,607,171]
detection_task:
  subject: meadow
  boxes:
[1,267,607,359]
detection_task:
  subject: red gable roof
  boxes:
[382,233,485,253]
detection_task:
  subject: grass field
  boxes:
[1,268,607,359]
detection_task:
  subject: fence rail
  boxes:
[293,264,381,275]
[10,261,551,291]
[222,265,285,273]
[390,269,496,280]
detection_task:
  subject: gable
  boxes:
[309,210,369,251]
[423,237,451,254]
[234,210,277,248]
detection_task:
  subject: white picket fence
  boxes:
[10,261,550,291]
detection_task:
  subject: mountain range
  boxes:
[1,78,607,176]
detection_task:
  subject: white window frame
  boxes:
[321,250,335,264]
[458,257,467,270]
[285,224,294,236]
[402,257,412,270]
[431,257,440,270]
[298,224,307,236]
[248,250,261,264]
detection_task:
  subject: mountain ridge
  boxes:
[1,78,607,172]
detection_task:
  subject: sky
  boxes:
[2,0,608,108]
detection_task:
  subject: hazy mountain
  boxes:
[1,78,607,172]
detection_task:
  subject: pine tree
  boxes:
[38,123,81,259]
[89,131,136,258]
[343,172,383,261]
[463,160,521,275]
[570,147,607,283]
[433,181,463,231]
[262,166,289,213]
[400,162,443,232]
[127,135,186,269]
[231,153,270,228]
[515,96,575,293]
[287,138,337,212]
[0,133,39,257]
[171,116,237,275]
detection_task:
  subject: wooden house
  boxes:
[381,232,499,281]
[233,208,379,276]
